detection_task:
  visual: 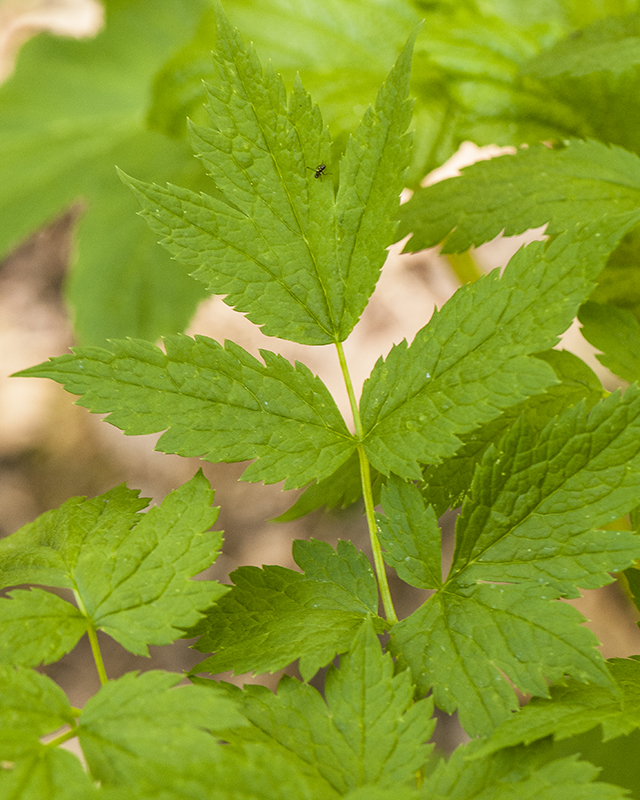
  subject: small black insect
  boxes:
[308,164,328,179]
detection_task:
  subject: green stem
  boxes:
[446,251,483,284]
[74,589,108,685]
[45,726,78,749]
[86,624,108,685]
[335,341,398,625]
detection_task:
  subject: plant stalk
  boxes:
[87,625,109,685]
[335,341,398,625]
[446,250,483,284]
[74,588,108,685]
[45,726,78,749]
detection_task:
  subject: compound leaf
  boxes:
[205,618,434,794]
[189,540,382,681]
[398,139,640,253]
[0,471,226,657]
[360,218,630,480]
[388,387,640,736]
[126,6,415,345]
[18,335,356,490]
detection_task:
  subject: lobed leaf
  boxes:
[398,139,640,253]
[385,386,640,735]
[77,670,244,787]
[205,618,434,794]
[0,589,87,667]
[126,6,415,345]
[475,657,640,758]
[391,581,610,737]
[377,475,442,590]
[0,666,96,799]
[421,742,626,800]
[451,387,640,594]
[99,741,340,800]
[0,471,226,658]
[360,219,630,479]
[0,748,98,800]
[189,540,382,681]
[17,335,356,490]
[421,349,604,516]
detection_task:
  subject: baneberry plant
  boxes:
[5,4,640,798]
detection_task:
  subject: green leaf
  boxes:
[398,139,640,253]
[189,540,382,681]
[205,618,434,794]
[390,386,640,736]
[360,219,629,480]
[421,741,626,800]
[0,666,96,799]
[273,450,367,522]
[0,748,98,800]
[590,225,640,322]
[578,301,640,382]
[77,670,244,786]
[153,0,631,187]
[403,4,640,181]
[421,349,604,516]
[292,539,380,614]
[451,388,640,593]
[524,15,640,79]
[18,335,356,490]
[153,0,427,181]
[0,471,226,657]
[475,657,640,758]
[0,589,87,667]
[126,6,415,346]
[0,666,75,759]
[404,6,588,175]
[391,569,608,737]
[0,0,210,344]
[99,742,341,800]
[377,475,442,590]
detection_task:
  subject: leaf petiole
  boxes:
[44,725,78,749]
[73,588,108,685]
[335,341,398,624]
